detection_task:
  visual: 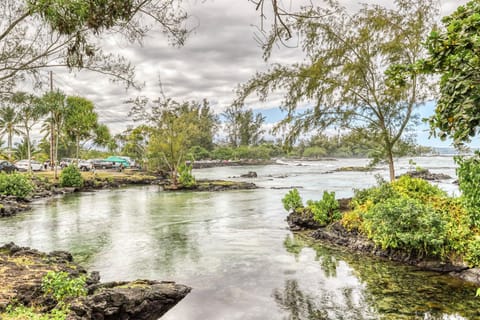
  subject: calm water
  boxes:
[1,157,479,319]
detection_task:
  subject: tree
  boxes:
[119,125,150,164]
[424,0,480,145]
[41,90,67,178]
[64,96,98,160]
[223,104,265,147]
[12,92,46,171]
[129,97,213,185]
[0,105,22,161]
[0,0,188,92]
[235,0,438,181]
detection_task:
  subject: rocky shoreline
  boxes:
[0,172,258,218]
[0,242,190,319]
[286,210,480,285]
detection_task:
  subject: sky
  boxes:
[44,0,470,148]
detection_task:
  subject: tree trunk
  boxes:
[76,135,80,162]
[26,127,31,174]
[386,146,395,181]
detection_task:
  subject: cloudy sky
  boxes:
[48,0,469,147]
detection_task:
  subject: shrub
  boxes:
[41,271,87,302]
[282,188,303,212]
[0,173,34,199]
[362,196,447,255]
[211,147,235,160]
[456,153,480,227]
[306,191,340,226]
[188,146,211,160]
[178,163,196,188]
[392,175,446,200]
[59,165,83,188]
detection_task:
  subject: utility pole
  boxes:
[49,71,57,179]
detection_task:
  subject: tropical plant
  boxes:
[306,191,340,226]
[11,92,46,171]
[282,188,303,212]
[0,105,22,161]
[455,152,480,227]
[64,96,99,160]
[424,0,480,144]
[41,91,67,178]
[362,196,447,255]
[0,173,34,198]
[41,271,87,303]
[59,165,83,188]
[178,163,196,188]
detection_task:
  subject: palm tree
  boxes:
[12,92,46,172]
[0,105,22,161]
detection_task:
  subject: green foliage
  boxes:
[362,196,447,255]
[211,147,235,160]
[344,175,480,264]
[465,237,480,267]
[178,163,196,188]
[1,304,68,320]
[59,164,83,188]
[306,191,340,226]
[424,0,480,144]
[456,154,480,227]
[282,188,303,212]
[188,146,211,160]
[41,271,87,302]
[0,173,34,198]
[223,104,265,147]
[302,146,327,158]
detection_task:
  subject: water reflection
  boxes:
[283,234,480,320]
[273,279,328,320]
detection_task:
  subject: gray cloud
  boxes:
[42,0,467,136]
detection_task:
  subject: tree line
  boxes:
[1,0,480,183]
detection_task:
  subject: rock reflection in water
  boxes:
[283,233,479,320]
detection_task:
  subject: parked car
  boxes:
[0,160,18,173]
[77,159,93,171]
[59,158,74,169]
[91,159,115,169]
[15,159,43,171]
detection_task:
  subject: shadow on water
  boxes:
[279,234,480,320]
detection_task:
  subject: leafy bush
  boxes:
[303,146,327,158]
[362,196,447,255]
[2,271,87,319]
[41,271,87,302]
[188,146,211,160]
[456,153,480,227]
[282,188,303,212]
[0,173,34,198]
[352,176,395,206]
[59,165,83,188]
[211,147,235,160]
[306,191,340,226]
[465,237,480,267]
[392,175,446,200]
[178,163,196,188]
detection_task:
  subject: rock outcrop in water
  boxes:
[0,242,190,319]
[69,280,191,320]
